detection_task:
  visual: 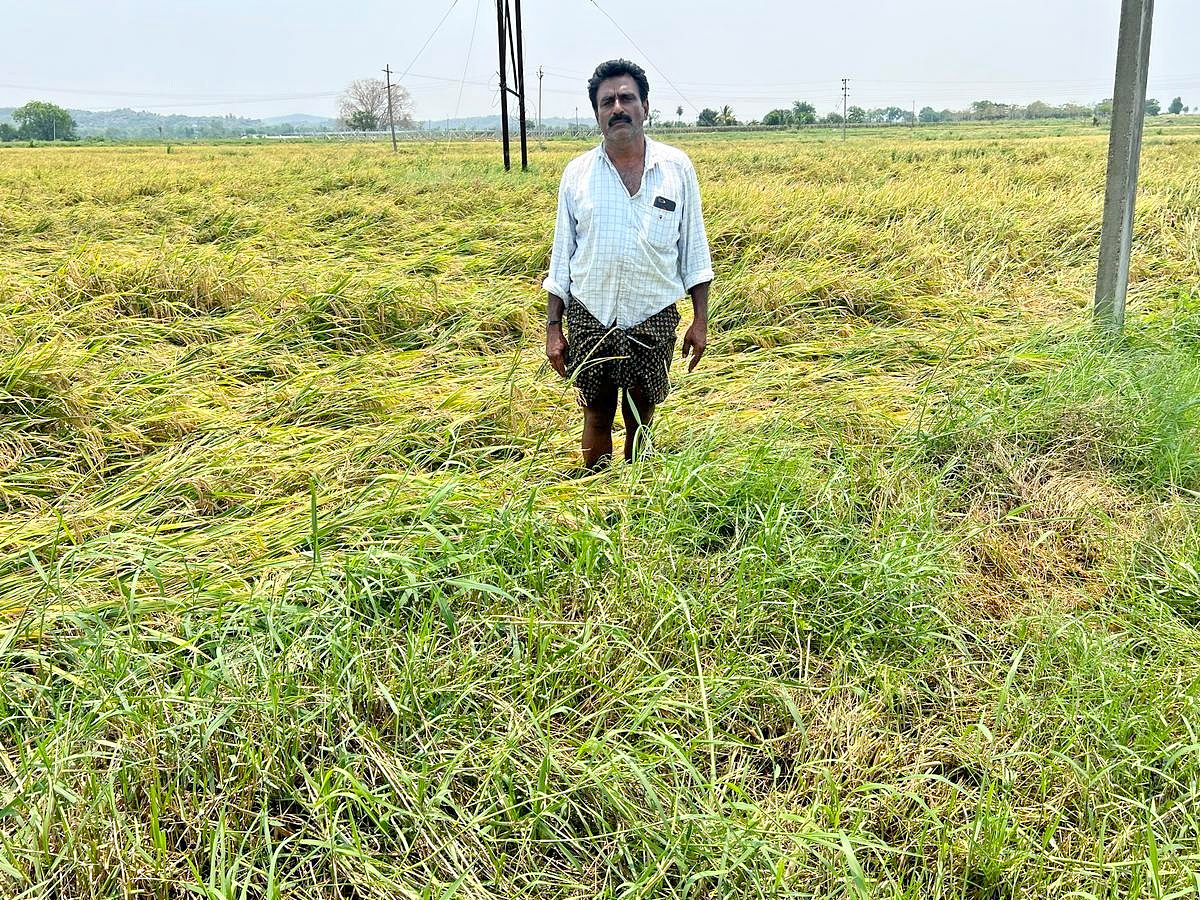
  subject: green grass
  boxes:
[1,127,1199,898]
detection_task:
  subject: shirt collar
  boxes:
[597,136,663,174]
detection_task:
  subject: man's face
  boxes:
[594,75,647,143]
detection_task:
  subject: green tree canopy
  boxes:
[847,106,866,123]
[1146,97,1161,116]
[762,108,792,126]
[1168,96,1184,115]
[918,106,940,123]
[346,109,379,131]
[0,123,17,142]
[791,101,816,125]
[697,108,719,127]
[12,100,76,141]
[971,100,1010,119]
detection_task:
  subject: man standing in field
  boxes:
[543,58,713,470]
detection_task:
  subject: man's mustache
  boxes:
[608,114,632,126]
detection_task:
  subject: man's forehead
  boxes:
[597,76,640,98]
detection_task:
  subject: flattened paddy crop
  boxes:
[1,128,1200,898]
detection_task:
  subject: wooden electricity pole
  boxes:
[1095,0,1154,333]
[494,0,528,170]
[382,64,398,153]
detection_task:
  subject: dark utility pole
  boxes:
[382,64,398,152]
[513,0,528,169]
[1095,0,1155,333]
[495,0,510,170]
[538,65,544,129]
[494,0,528,170]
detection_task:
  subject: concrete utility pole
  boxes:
[382,64,398,152]
[841,78,849,140]
[1095,0,1154,333]
[538,65,544,129]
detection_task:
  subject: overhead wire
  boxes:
[396,0,461,85]
[583,0,702,114]
[453,0,482,121]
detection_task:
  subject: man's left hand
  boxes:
[681,319,707,372]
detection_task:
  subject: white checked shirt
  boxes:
[542,137,714,329]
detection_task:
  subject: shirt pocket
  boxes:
[645,204,681,250]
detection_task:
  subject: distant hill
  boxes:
[419,115,589,131]
[0,106,336,139]
[261,113,336,127]
[0,105,595,140]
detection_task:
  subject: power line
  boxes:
[584,0,701,114]
[453,0,483,121]
[397,0,461,84]
[533,67,1200,90]
[0,83,352,101]
[4,69,1195,117]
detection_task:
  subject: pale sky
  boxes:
[2,1,1197,122]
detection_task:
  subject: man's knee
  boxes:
[584,385,619,423]
[623,388,654,422]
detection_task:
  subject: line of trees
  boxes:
[679,96,1191,128]
[0,79,418,143]
[0,104,330,141]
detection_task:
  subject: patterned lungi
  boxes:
[565,301,680,408]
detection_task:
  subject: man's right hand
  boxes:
[546,325,568,378]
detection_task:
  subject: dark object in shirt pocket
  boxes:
[653,195,677,211]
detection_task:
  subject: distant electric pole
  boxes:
[1095,0,1155,333]
[841,78,849,140]
[494,0,529,170]
[538,65,544,129]
[382,64,398,152]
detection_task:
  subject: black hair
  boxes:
[587,59,649,112]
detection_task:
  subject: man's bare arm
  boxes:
[681,280,710,373]
[546,292,568,378]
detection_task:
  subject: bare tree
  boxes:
[337,78,414,131]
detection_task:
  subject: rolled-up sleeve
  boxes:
[677,162,714,291]
[542,173,575,301]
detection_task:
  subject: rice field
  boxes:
[2,123,1200,898]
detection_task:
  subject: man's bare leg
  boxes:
[622,388,656,462]
[581,384,619,471]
